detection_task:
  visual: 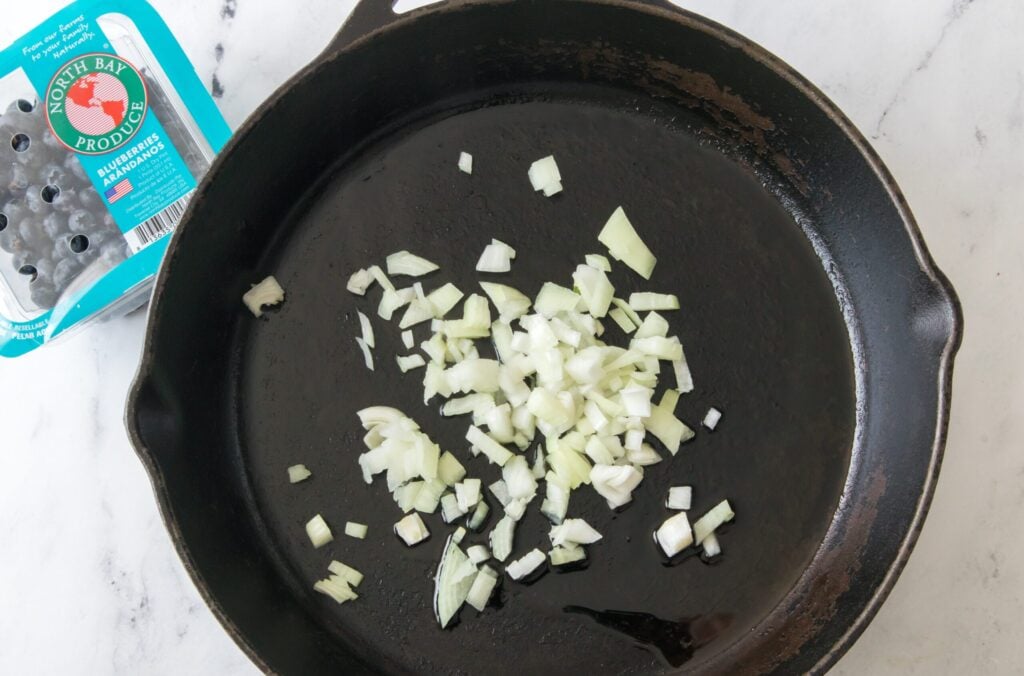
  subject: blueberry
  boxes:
[52,257,81,289]
[34,257,55,280]
[52,187,77,213]
[11,249,32,270]
[7,165,29,194]
[39,163,66,185]
[77,188,102,211]
[66,209,98,233]
[0,230,25,254]
[100,240,128,267]
[2,201,26,224]
[29,281,58,308]
[63,155,89,182]
[17,219,48,249]
[40,212,64,239]
[22,187,46,214]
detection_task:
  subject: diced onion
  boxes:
[585,253,611,272]
[655,512,693,557]
[397,354,427,372]
[549,545,587,567]
[395,512,430,546]
[467,500,490,531]
[534,283,581,318]
[489,515,516,561]
[591,464,643,508]
[305,514,333,548]
[629,292,680,312]
[402,330,415,349]
[345,522,368,539]
[528,155,562,196]
[387,250,439,277]
[480,282,531,321]
[355,337,374,371]
[433,537,475,627]
[455,478,482,512]
[357,310,375,348]
[703,407,722,430]
[242,276,285,317]
[702,532,722,557]
[608,307,636,333]
[666,486,692,511]
[645,405,695,454]
[506,548,546,581]
[465,569,498,611]
[693,500,735,545]
[347,268,375,296]
[438,451,466,486]
[476,240,516,273]
[572,264,614,318]
[466,545,490,564]
[328,560,364,587]
[441,493,467,523]
[458,151,473,174]
[467,425,514,466]
[549,518,602,546]
[287,464,311,483]
[314,575,358,604]
[598,207,656,279]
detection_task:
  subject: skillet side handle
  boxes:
[125,371,181,474]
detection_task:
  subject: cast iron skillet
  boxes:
[125,0,962,673]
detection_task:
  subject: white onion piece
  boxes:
[305,514,333,548]
[693,500,735,545]
[399,300,435,329]
[395,513,430,546]
[703,407,722,430]
[502,456,537,500]
[534,283,581,318]
[506,549,546,581]
[314,576,358,604]
[438,451,466,486]
[345,522,368,539]
[631,336,683,361]
[347,268,375,296]
[634,312,669,339]
[480,282,531,321]
[585,253,611,272]
[328,560,364,587]
[458,151,473,174]
[427,283,464,318]
[608,308,636,334]
[455,478,482,512]
[598,207,656,279]
[387,250,439,277]
[466,544,490,564]
[433,537,475,627]
[549,518,602,546]
[620,385,654,417]
[572,264,614,318]
[355,337,374,371]
[466,425,514,466]
[540,472,570,524]
[412,480,445,513]
[489,515,516,561]
[660,389,680,413]
[645,405,695,454]
[504,497,529,521]
[666,486,692,511]
[488,479,512,507]
[611,297,643,328]
[445,359,501,393]
[528,155,562,193]
[400,330,415,349]
[452,526,467,544]
[378,287,414,321]
[465,569,498,611]
[542,181,563,197]
[629,292,680,312]
[702,532,722,557]
[655,512,693,557]
[397,354,426,372]
[368,265,395,292]
[441,493,467,523]
[627,443,662,466]
[242,276,285,317]
[485,403,515,443]
[476,241,515,273]
[549,545,587,567]
[287,464,311,483]
[467,501,490,530]
[673,353,695,393]
[591,464,643,508]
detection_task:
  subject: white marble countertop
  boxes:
[0,0,1018,673]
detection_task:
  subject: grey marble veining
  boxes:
[1,1,1021,673]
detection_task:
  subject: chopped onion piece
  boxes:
[629,292,680,312]
[585,253,611,272]
[507,549,546,581]
[485,403,515,443]
[395,513,430,546]
[611,297,643,328]
[458,151,473,174]
[608,307,636,334]
[455,478,482,512]
[627,443,662,466]
[666,486,692,511]
[467,500,490,531]
[702,532,722,557]
[357,311,375,349]
[476,241,515,273]
[401,330,415,349]
[466,425,514,466]
[378,287,414,321]
[328,560,364,587]
[634,312,669,339]
[549,545,587,567]
[287,464,311,483]
[488,479,512,507]
[433,537,475,627]
[314,576,358,604]
[347,268,375,295]
[453,526,467,544]
[396,354,426,373]
[446,359,501,393]
[355,337,374,370]
[504,497,529,521]
[528,155,562,194]
[387,250,439,277]
[502,456,537,500]
[438,451,466,486]
[243,276,285,317]
[425,282,464,318]
[413,480,446,513]
[540,472,570,524]
[620,385,654,417]
[549,518,602,546]
[673,352,695,393]
[660,389,680,413]
[703,407,722,430]
[305,514,333,548]
[466,544,490,564]
[441,493,467,523]
[631,336,683,361]
[591,464,643,508]
[693,500,735,545]
[344,522,368,539]
[534,283,581,318]
[399,300,435,329]
[542,181,563,197]
[572,264,615,318]
[465,569,498,611]
[489,515,516,561]
[368,265,395,292]
[655,512,693,557]
[480,282,531,321]
[645,405,695,454]
[598,207,656,279]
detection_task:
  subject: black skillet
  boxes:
[125,0,963,673]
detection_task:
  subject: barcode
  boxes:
[123,191,194,254]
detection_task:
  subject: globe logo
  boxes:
[64,72,129,136]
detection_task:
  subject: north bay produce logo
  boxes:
[45,53,148,155]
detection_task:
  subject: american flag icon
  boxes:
[104,178,133,204]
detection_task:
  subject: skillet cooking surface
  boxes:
[239,90,854,673]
